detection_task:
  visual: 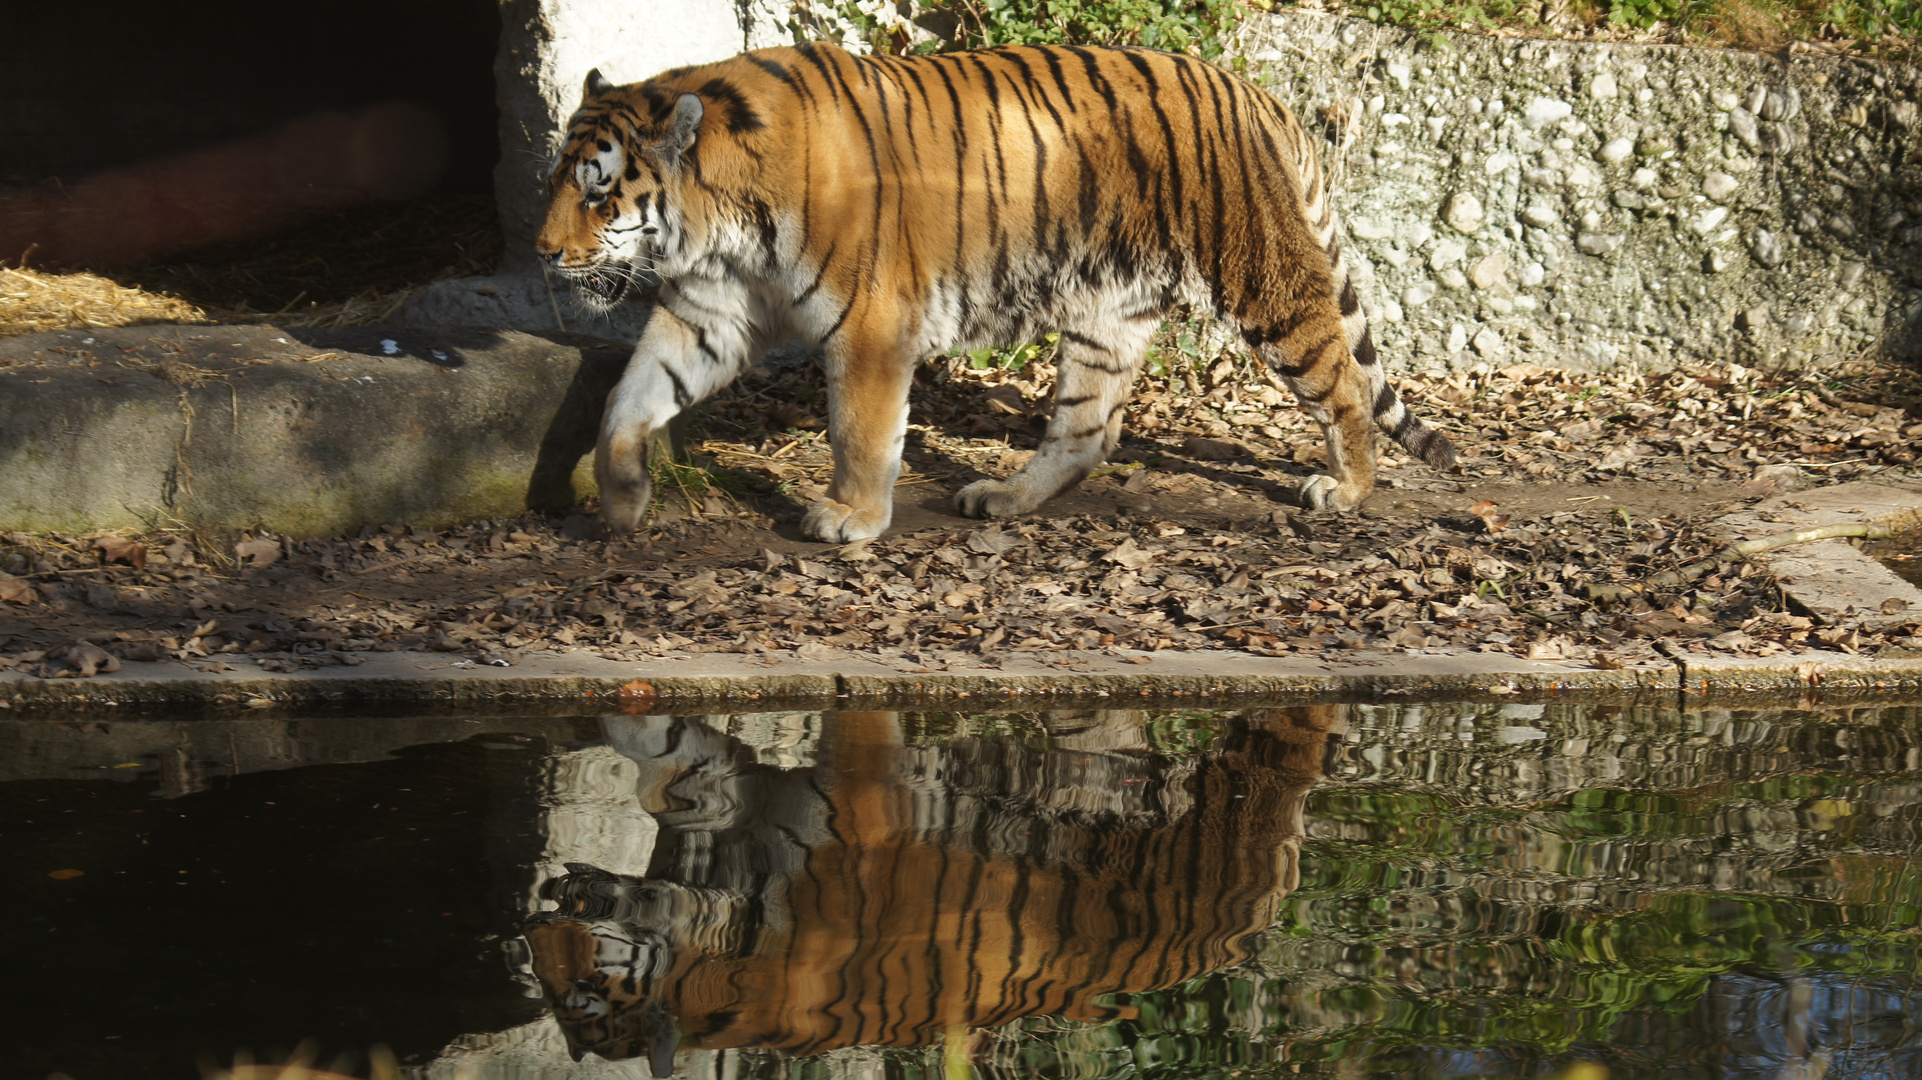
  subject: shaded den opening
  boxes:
[0,0,504,314]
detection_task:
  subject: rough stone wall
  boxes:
[1237,13,1921,373]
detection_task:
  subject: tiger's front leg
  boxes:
[800,333,914,543]
[596,302,756,533]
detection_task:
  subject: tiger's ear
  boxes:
[584,68,616,100]
[659,93,703,168]
[646,1006,681,1078]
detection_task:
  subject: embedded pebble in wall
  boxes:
[1525,97,1573,128]
[1841,261,1865,290]
[1404,280,1440,307]
[1615,190,1647,210]
[1691,207,1729,234]
[1387,62,1411,91]
[1704,249,1729,274]
[1711,89,1741,111]
[1567,163,1602,189]
[1796,210,1821,233]
[1760,86,1801,122]
[1519,261,1546,287]
[1631,168,1659,189]
[1750,229,1784,267]
[1439,267,1470,290]
[1702,171,1739,201]
[1470,251,1510,289]
[1430,238,1467,269]
[1578,233,1626,256]
[1408,222,1435,249]
[1485,152,1517,175]
[1520,200,1561,228]
[1727,108,1761,151]
[1597,138,1634,164]
[1447,324,1469,352]
[1350,217,1393,240]
[1827,215,1855,238]
[1635,136,1673,159]
[1590,72,1618,100]
[1473,327,1505,358]
[1444,193,1485,233]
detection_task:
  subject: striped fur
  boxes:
[521,708,1343,1067]
[536,43,1456,541]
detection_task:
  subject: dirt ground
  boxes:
[4,346,1922,679]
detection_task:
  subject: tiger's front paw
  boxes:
[1296,474,1365,512]
[802,498,890,542]
[955,478,1034,519]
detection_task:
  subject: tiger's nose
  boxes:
[539,248,563,266]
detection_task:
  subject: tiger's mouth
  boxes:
[572,264,632,307]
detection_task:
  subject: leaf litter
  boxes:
[3,353,1922,678]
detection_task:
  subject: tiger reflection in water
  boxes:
[522,707,1344,1072]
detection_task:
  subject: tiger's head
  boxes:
[524,864,757,1071]
[535,69,707,310]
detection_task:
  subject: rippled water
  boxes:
[5,702,1918,1080]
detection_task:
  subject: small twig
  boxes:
[1587,522,1893,602]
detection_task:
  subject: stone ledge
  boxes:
[1715,480,1922,631]
[10,645,1922,713]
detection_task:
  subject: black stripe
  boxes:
[1353,329,1380,367]
[745,54,796,88]
[1373,382,1400,418]
[1038,47,1079,114]
[1059,329,1110,353]
[664,363,692,407]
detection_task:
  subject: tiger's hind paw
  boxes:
[1297,474,1364,512]
[955,478,1038,519]
[802,498,890,542]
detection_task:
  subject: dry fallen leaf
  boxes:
[1181,436,1254,461]
[0,573,37,604]
[235,538,281,568]
[618,679,658,713]
[1469,500,1510,534]
[93,536,147,569]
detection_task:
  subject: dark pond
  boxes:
[6,702,1920,1080]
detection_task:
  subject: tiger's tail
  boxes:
[1297,143,1457,473]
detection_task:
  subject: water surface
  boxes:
[5,702,1918,1080]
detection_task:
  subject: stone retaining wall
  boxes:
[1236,14,1921,373]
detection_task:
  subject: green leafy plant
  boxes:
[967,332,1059,372]
[922,0,1239,57]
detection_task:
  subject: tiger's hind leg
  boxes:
[955,314,1158,519]
[1242,292,1378,513]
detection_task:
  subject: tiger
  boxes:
[520,707,1345,1071]
[536,42,1456,542]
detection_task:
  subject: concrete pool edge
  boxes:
[5,646,1922,712]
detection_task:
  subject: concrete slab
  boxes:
[1716,480,1922,632]
[0,324,625,535]
[0,645,1850,713]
